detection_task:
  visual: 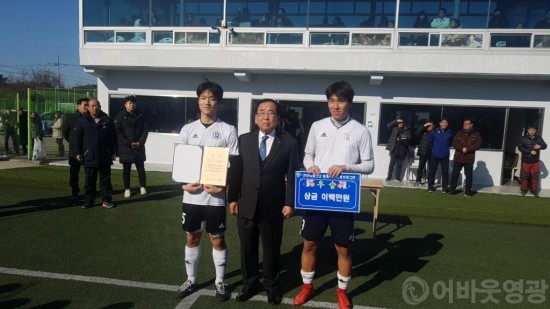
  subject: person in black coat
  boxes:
[115,95,148,198]
[414,120,434,185]
[385,117,411,181]
[228,99,299,305]
[63,98,89,200]
[74,98,117,209]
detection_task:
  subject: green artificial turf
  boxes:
[1,166,549,308]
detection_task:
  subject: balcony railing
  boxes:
[83,27,550,50]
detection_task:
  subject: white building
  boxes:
[79,0,550,189]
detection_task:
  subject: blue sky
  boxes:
[0,1,96,87]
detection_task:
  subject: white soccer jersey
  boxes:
[304,117,373,172]
[177,119,239,206]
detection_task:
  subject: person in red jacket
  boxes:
[518,125,547,197]
[449,119,482,197]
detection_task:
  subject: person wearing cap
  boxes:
[518,126,547,197]
[385,117,411,181]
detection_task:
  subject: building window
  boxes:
[109,95,238,134]
[379,103,505,150]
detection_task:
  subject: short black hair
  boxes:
[439,118,448,122]
[325,81,354,104]
[77,98,88,105]
[124,95,137,103]
[255,99,282,116]
[196,79,223,101]
[463,118,474,125]
[439,8,446,13]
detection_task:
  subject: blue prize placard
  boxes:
[295,171,361,213]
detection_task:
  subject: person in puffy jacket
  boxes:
[74,98,117,209]
[449,119,482,197]
[414,120,434,185]
[115,95,148,198]
[518,125,547,197]
[427,118,453,193]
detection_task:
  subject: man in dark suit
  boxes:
[228,99,299,305]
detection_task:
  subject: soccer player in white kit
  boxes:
[175,80,238,301]
[293,81,374,309]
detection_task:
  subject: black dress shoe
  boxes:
[267,289,282,305]
[236,284,259,302]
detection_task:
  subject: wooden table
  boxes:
[360,179,384,240]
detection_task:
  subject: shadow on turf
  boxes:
[110,184,182,207]
[349,232,444,298]
[0,298,71,309]
[99,302,134,309]
[0,196,78,218]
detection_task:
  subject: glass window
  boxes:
[442,106,505,149]
[310,32,350,45]
[84,0,148,27]
[109,95,238,133]
[379,103,506,150]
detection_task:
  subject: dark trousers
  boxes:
[237,214,283,291]
[428,157,449,190]
[83,165,113,206]
[56,138,65,156]
[450,161,474,193]
[387,153,404,180]
[69,157,82,197]
[416,155,429,183]
[3,128,19,154]
[521,162,541,193]
[122,161,146,189]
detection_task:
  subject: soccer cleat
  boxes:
[293,283,314,306]
[532,191,539,198]
[520,190,527,196]
[336,288,352,309]
[140,187,147,195]
[102,201,115,209]
[414,182,421,187]
[124,189,131,198]
[427,187,435,193]
[176,280,198,298]
[215,282,230,301]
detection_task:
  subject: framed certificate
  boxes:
[172,144,230,186]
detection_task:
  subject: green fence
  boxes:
[1,87,95,159]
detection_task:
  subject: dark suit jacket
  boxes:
[228,130,299,220]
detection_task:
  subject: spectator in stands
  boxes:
[518,125,547,197]
[414,120,434,186]
[52,111,64,157]
[2,107,19,156]
[275,8,293,27]
[233,7,251,27]
[74,98,117,209]
[488,9,510,28]
[535,9,550,29]
[449,119,482,197]
[184,14,197,26]
[258,14,272,27]
[507,22,530,47]
[431,8,450,28]
[359,16,375,27]
[63,98,88,201]
[449,18,461,28]
[414,11,431,28]
[427,118,454,193]
[332,16,345,27]
[385,117,411,182]
[377,15,389,28]
[115,95,148,198]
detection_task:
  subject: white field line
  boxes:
[0,267,384,309]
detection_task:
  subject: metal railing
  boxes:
[83,26,550,50]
